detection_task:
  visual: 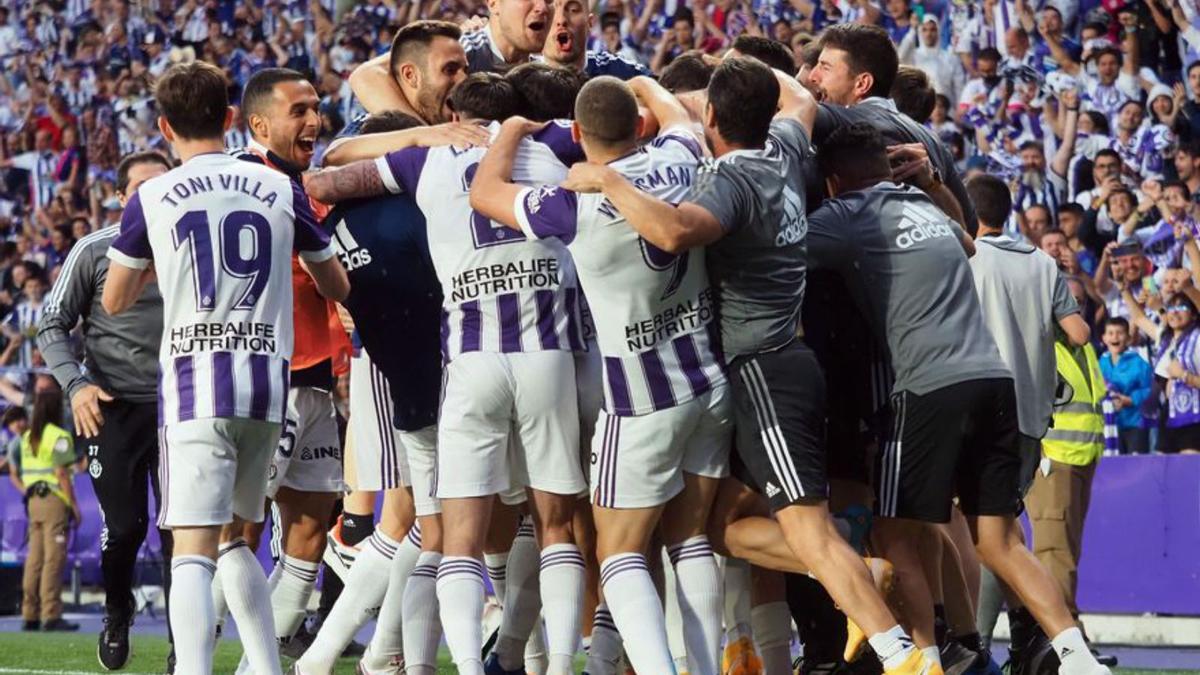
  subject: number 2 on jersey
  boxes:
[173,209,272,312]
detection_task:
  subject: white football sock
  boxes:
[1052,627,1105,675]
[922,645,942,667]
[723,556,753,643]
[752,601,794,675]
[495,520,541,671]
[211,564,229,634]
[661,550,688,673]
[539,543,584,673]
[600,553,675,675]
[169,555,216,675]
[668,536,723,675]
[525,621,549,675]
[218,540,282,675]
[298,530,398,671]
[583,604,623,675]
[361,525,422,667]
[484,549,509,604]
[436,556,486,675]
[274,556,319,640]
[869,625,916,671]
[397,551,442,675]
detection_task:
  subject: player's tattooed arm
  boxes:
[470,117,544,230]
[304,160,387,204]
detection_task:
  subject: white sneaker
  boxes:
[356,644,405,675]
[322,516,361,582]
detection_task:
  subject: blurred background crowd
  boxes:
[0,0,1199,456]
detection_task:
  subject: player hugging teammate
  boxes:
[85,14,1116,675]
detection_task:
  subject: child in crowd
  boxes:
[1099,317,1154,454]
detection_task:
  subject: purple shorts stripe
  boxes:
[534,289,559,350]
[606,416,620,507]
[157,428,169,528]
[248,354,271,420]
[603,357,633,416]
[672,334,713,398]
[174,356,195,422]
[639,349,676,410]
[212,352,235,418]
[157,371,165,427]
[370,362,397,489]
[593,415,611,506]
[564,288,584,351]
[498,293,521,353]
[279,361,291,421]
[460,301,482,354]
[440,311,451,362]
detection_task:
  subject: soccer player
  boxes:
[38,151,174,670]
[305,73,587,675]
[219,68,354,663]
[101,61,349,675]
[295,110,444,675]
[560,57,930,675]
[349,0,549,113]
[471,75,729,675]
[807,123,1111,675]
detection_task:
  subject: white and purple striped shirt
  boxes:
[513,128,726,416]
[374,121,586,363]
[108,152,335,427]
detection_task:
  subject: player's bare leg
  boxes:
[592,503,673,674]
[297,487,418,673]
[437,495,494,675]
[660,472,723,675]
[273,488,338,644]
[528,488,584,675]
[873,518,939,649]
[967,515,1107,675]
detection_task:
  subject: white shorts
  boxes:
[348,349,408,492]
[403,426,440,516]
[267,387,344,498]
[436,350,585,499]
[158,418,282,528]
[576,343,604,459]
[591,384,733,509]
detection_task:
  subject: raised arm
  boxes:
[562,164,725,254]
[348,52,408,114]
[629,76,695,134]
[322,122,489,167]
[469,117,545,229]
[1051,89,1080,179]
[774,68,817,135]
[1121,284,1161,341]
[304,159,391,203]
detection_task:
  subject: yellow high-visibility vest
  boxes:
[1043,342,1104,466]
[19,423,74,506]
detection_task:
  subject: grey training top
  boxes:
[37,226,163,403]
[970,234,1079,438]
[687,118,816,361]
[807,181,1011,396]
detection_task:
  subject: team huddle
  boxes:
[66,6,1117,675]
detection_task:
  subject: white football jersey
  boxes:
[375,121,585,362]
[513,127,725,416]
[109,152,335,426]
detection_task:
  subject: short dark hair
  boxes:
[732,35,795,76]
[1057,202,1085,218]
[818,122,891,187]
[966,174,1012,231]
[1018,139,1043,153]
[600,11,621,30]
[507,62,585,122]
[890,65,935,124]
[800,41,821,69]
[116,151,172,194]
[389,20,462,77]
[674,7,694,25]
[574,76,640,146]
[978,47,1002,63]
[659,51,713,93]
[1164,180,1192,200]
[1189,61,1200,77]
[1084,110,1110,134]
[448,72,517,122]
[154,61,230,140]
[242,68,309,120]
[1179,140,1200,158]
[1,405,26,427]
[1104,316,1130,333]
[707,57,778,147]
[359,110,424,134]
[1094,148,1121,165]
[1094,45,1123,65]
[817,24,898,99]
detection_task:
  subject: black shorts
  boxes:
[1159,422,1200,453]
[728,339,828,512]
[875,378,1022,523]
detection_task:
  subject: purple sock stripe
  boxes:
[368,535,398,560]
[216,540,247,558]
[406,523,423,547]
[281,561,320,582]
[412,564,439,579]
[485,564,508,579]
[539,553,586,570]
[593,617,618,632]
[437,560,485,581]
[670,550,716,565]
[599,556,648,587]
[666,541,713,565]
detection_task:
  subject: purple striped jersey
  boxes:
[512,127,726,416]
[374,121,586,362]
[107,152,335,427]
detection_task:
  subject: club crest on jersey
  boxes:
[523,185,558,215]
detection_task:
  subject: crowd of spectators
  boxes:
[0,0,1198,453]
